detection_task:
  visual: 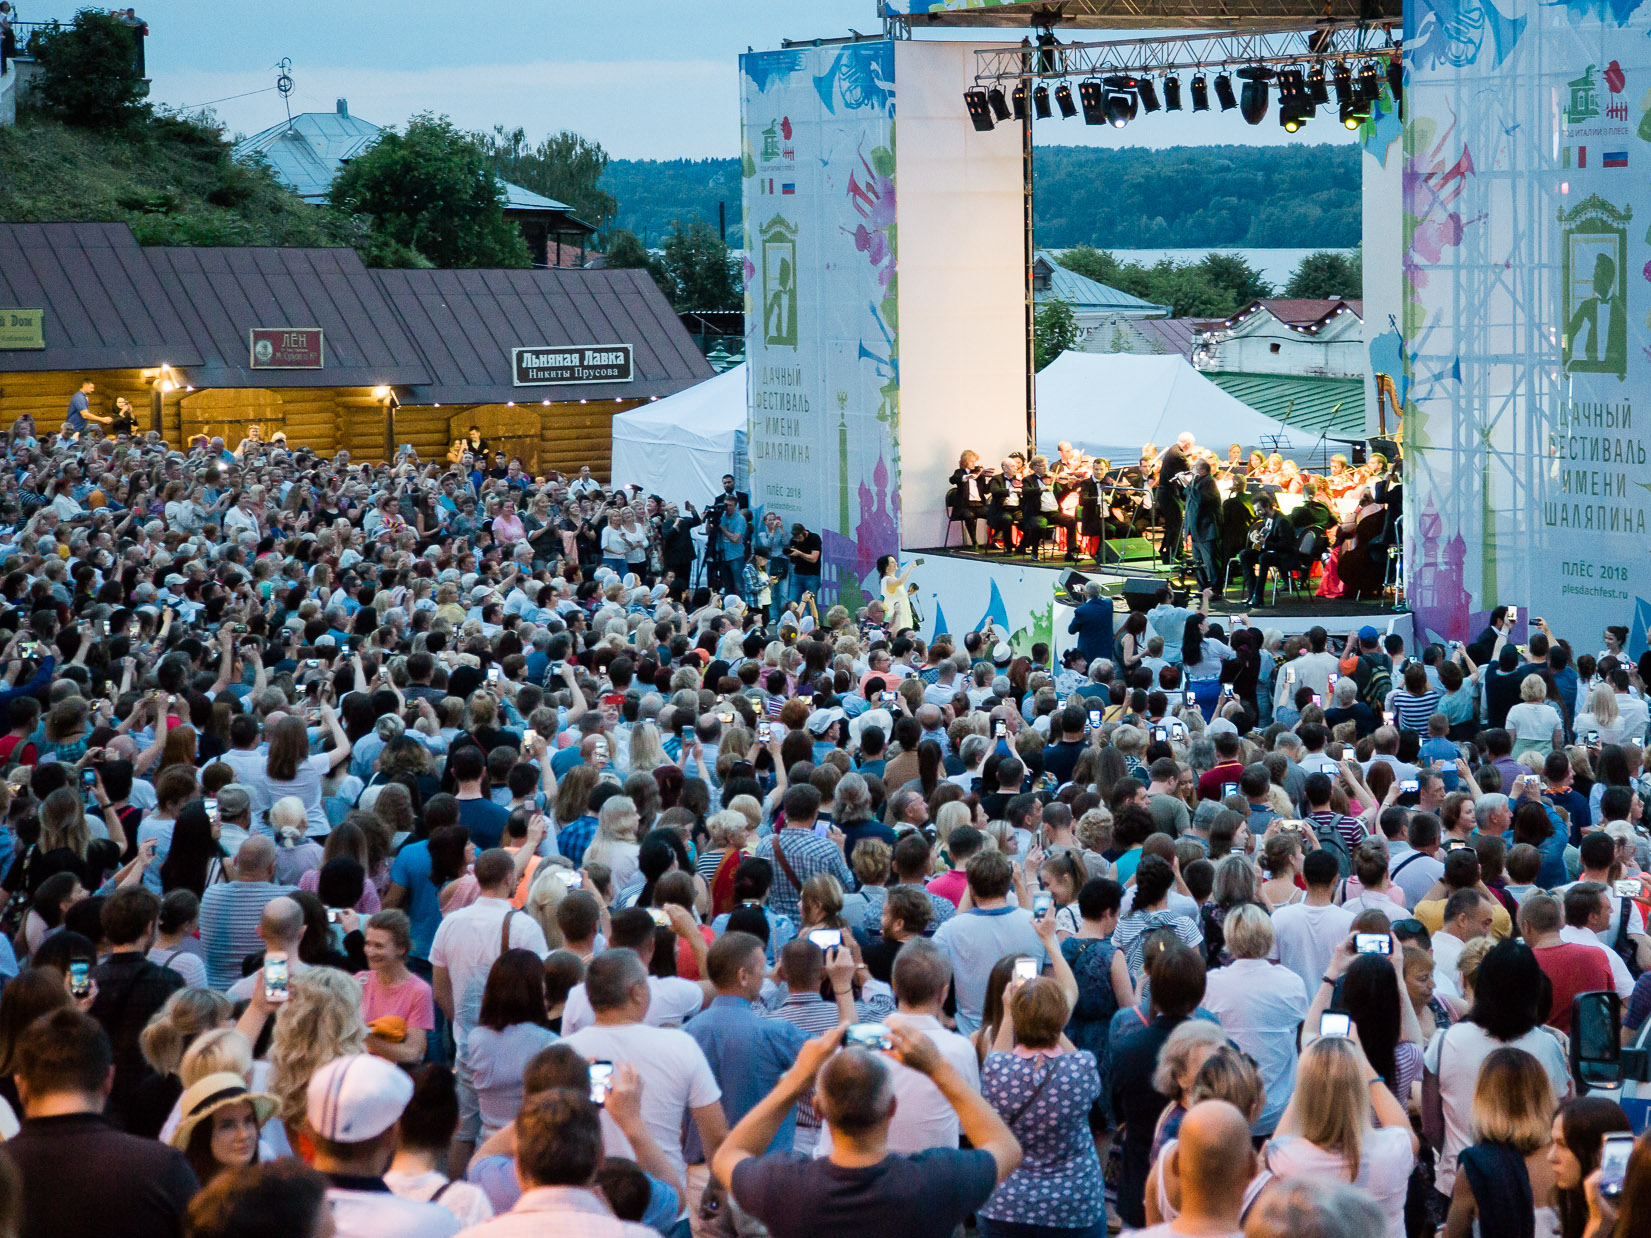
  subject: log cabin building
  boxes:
[0,222,711,478]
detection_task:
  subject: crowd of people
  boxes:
[0,407,1641,1238]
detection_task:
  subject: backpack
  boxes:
[1310,813,1354,878]
[1358,653,1392,715]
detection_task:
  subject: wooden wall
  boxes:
[0,372,646,479]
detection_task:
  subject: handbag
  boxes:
[1420,1028,1447,1150]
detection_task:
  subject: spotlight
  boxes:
[1190,74,1209,111]
[1340,97,1371,129]
[1163,75,1182,111]
[1281,110,1306,133]
[965,88,996,131]
[1011,82,1028,120]
[1102,74,1138,127]
[1054,82,1076,117]
[1332,62,1353,105]
[1356,61,1379,104]
[1079,79,1107,124]
[1137,77,1160,112]
[1237,66,1272,125]
[987,86,1011,120]
[1386,58,1403,108]
[1032,83,1052,118]
[1214,73,1237,111]
[1306,65,1329,105]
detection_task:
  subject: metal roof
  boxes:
[233,106,590,230]
[882,0,1400,29]
[0,222,204,372]
[372,266,714,405]
[1204,371,1366,438]
[1034,251,1170,316]
[144,244,429,388]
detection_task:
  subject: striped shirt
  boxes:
[1111,909,1203,980]
[762,990,896,1129]
[1391,689,1442,733]
[1307,809,1368,854]
[199,880,296,990]
[753,829,856,921]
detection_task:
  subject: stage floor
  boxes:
[907,544,1402,622]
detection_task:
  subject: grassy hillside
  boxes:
[602,143,1362,251]
[0,112,359,248]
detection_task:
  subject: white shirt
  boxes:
[1558,924,1635,1000]
[813,1012,979,1158]
[1291,651,1343,703]
[559,975,704,1035]
[453,1187,655,1238]
[1424,1021,1571,1195]
[1265,1128,1415,1238]
[385,1170,494,1230]
[429,898,550,1061]
[1615,692,1650,742]
[1202,958,1309,1134]
[327,1183,461,1238]
[1431,928,1469,1001]
[559,1022,721,1182]
[1119,887,1200,919]
[1269,899,1355,994]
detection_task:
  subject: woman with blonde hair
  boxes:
[521,862,571,949]
[1573,681,1624,747]
[1441,1046,1558,1238]
[841,839,891,934]
[1148,1019,1229,1162]
[627,722,666,775]
[128,986,233,1138]
[264,968,367,1144]
[1145,1045,1273,1226]
[1265,1035,1418,1238]
[1258,832,1305,909]
[933,800,971,855]
[583,795,642,889]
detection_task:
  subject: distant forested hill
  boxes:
[601,142,1361,250]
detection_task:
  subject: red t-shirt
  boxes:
[1196,762,1246,803]
[1532,943,1616,1032]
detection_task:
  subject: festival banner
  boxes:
[740,43,900,611]
[1404,0,1651,651]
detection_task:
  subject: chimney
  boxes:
[336,99,348,116]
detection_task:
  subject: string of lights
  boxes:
[965,21,1401,134]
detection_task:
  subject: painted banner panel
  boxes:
[741,42,900,611]
[1404,0,1651,652]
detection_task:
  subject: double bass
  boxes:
[1333,500,1389,597]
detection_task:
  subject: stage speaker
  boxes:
[1094,537,1156,565]
[1122,579,1167,613]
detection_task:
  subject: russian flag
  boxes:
[1605,150,1628,167]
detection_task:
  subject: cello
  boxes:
[1333,500,1389,598]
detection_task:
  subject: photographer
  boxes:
[785,521,823,610]
[754,512,790,622]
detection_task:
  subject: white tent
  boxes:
[1033,352,1331,465]
[609,364,747,507]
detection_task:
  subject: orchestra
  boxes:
[945,432,1403,600]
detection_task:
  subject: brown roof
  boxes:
[145,245,428,388]
[373,266,714,405]
[1244,298,1364,329]
[0,223,204,372]
[1130,317,1206,358]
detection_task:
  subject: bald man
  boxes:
[198,834,297,989]
[225,895,306,1001]
[1137,1100,1256,1237]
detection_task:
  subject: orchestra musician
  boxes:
[948,450,990,545]
[1020,454,1078,559]
[1184,458,1224,590]
[1053,440,1088,481]
[1239,492,1298,606]
[985,455,1026,552]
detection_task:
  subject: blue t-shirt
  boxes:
[457,796,510,849]
[388,840,441,959]
[64,391,89,432]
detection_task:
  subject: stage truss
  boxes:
[881,0,1402,33]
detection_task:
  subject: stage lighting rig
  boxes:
[1332,61,1353,104]
[1214,73,1237,111]
[965,88,996,131]
[1032,83,1052,118]
[1137,76,1160,112]
[987,86,1011,120]
[1163,75,1182,111]
[1190,74,1209,111]
[1102,75,1138,127]
[1011,82,1028,120]
[1386,58,1403,111]
[1079,79,1107,124]
[1055,82,1076,117]
[1237,66,1271,124]
[1306,65,1329,104]
[1356,61,1379,105]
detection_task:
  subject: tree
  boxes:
[1285,249,1363,299]
[28,10,149,130]
[1196,253,1273,308]
[657,218,740,312]
[328,113,530,269]
[1034,297,1079,371]
[476,126,617,232]
[602,228,669,290]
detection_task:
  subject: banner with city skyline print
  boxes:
[1404,0,1651,653]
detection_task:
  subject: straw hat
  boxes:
[169,1072,277,1151]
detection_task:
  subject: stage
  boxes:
[905,545,1414,658]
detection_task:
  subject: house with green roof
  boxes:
[1031,250,1170,344]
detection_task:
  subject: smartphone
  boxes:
[549,660,565,675]
[1013,957,1039,982]
[1221,782,1238,799]
[1152,725,1167,742]
[68,960,91,999]
[843,1022,893,1051]
[263,952,290,1004]
[993,720,1007,738]
[1184,690,1195,707]
[1616,879,1640,898]
[554,869,584,888]
[808,928,843,950]
[1318,1011,1353,1037]
[303,658,320,669]
[521,729,537,751]
[1506,606,1518,625]
[589,1060,615,1106]
[326,908,342,924]
[1221,684,1235,697]
[1399,779,1420,793]
[813,821,832,838]
[487,667,502,684]
[16,640,36,657]
[717,711,735,725]
[591,740,608,763]
[1032,892,1053,915]
[80,767,97,788]
[756,721,773,742]
[203,797,217,817]
[1087,708,1103,728]
[1383,710,1394,726]
[1354,933,1392,956]
[646,908,671,928]
[881,691,897,704]
[1327,672,1339,690]
[1597,1131,1636,1201]
[1311,692,1323,706]
[1285,667,1297,684]
[1586,730,1601,746]
[1445,839,1471,852]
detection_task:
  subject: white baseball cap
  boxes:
[306,1053,413,1143]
